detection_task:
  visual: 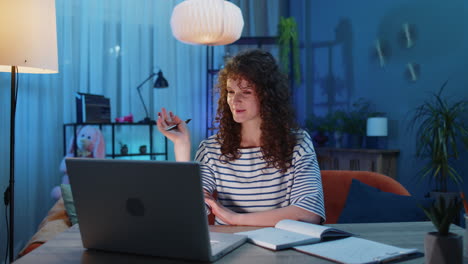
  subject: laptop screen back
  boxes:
[66,158,212,261]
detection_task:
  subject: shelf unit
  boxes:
[206,36,280,137]
[63,123,168,160]
[315,147,400,179]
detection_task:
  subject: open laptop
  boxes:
[66,158,247,262]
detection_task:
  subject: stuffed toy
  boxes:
[51,125,106,199]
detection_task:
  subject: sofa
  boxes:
[18,170,418,257]
[18,198,71,256]
[321,170,411,224]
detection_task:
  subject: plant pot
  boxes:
[333,131,343,148]
[346,133,363,149]
[424,232,462,264]
[120,145,128,155]
[313,131,329,147]
[139,145,147,154]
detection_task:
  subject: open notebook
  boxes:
[236,219,352,250]
[237,219,422,264]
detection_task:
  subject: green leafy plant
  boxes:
[329,110,347,133]
[278,16,300,84]
[410,81,468,192]
[343,98,384,136]
[306,110,350,134]
[421,196,462,236]
[305,113,335,134]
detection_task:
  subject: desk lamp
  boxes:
[136,70,169,123]
[0,0,59,263]
[366,117,388,149]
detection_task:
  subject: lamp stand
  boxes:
[136,72,157,124]
[3,66,17,263]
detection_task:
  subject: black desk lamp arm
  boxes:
[136,72,157,118]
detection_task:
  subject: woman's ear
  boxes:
[93,128,106,159]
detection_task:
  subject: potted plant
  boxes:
[119,142,128,155]
[410,81,468,193]
[343,98,383,148]
[343,108,367,148]
[329,110,347,148]
[422,196,463,264]
[278,16,300,85]
[305,113,334,147]
[305,111,347,148]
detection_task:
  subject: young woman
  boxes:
[157,49,325,226]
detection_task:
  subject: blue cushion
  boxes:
[338,179,432,223]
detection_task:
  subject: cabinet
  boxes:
[63,123,168,160]
[315,147,400,180]
[206,36,281,137]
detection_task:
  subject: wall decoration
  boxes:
[371,39,391,67]
[399,23,417,49]
[405,62,420,82]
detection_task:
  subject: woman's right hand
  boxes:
[156,108,191,161]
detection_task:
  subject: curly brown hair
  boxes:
[215,49,298,172]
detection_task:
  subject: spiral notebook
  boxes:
[294,236,423,264]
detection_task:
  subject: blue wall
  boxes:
[291,0,468,198]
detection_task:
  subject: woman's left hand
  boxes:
[204,192,239,225]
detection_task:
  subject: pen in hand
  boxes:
[165,118,191,131]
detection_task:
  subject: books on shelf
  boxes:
[235,219,352,250]
[75,92,111,123]
[237,220,422,264]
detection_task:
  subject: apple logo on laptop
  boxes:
[126,198,145,216]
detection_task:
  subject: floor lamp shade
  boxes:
[0,0,59,73]
[170,0,244,45]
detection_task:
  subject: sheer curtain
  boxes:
[0,0,285,260]
[234,0,288,36]
[0,0,208,259]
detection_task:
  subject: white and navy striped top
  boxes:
[194,129,325,225]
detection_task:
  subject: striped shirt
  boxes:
[194,129,325,225]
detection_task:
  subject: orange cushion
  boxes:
[18,199,71,257]
[321,170,410,224]
[18,242,43,257]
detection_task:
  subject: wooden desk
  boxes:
[315,147,400,179]
[13,222,465,264]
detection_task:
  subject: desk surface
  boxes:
[14,222,466,264]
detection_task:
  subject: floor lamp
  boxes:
[0,1,58,263]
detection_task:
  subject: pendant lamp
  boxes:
[170,0,244,46]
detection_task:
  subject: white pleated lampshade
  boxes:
[170,0,244,46]
[0,0,58,73]
[211,1,244,45]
